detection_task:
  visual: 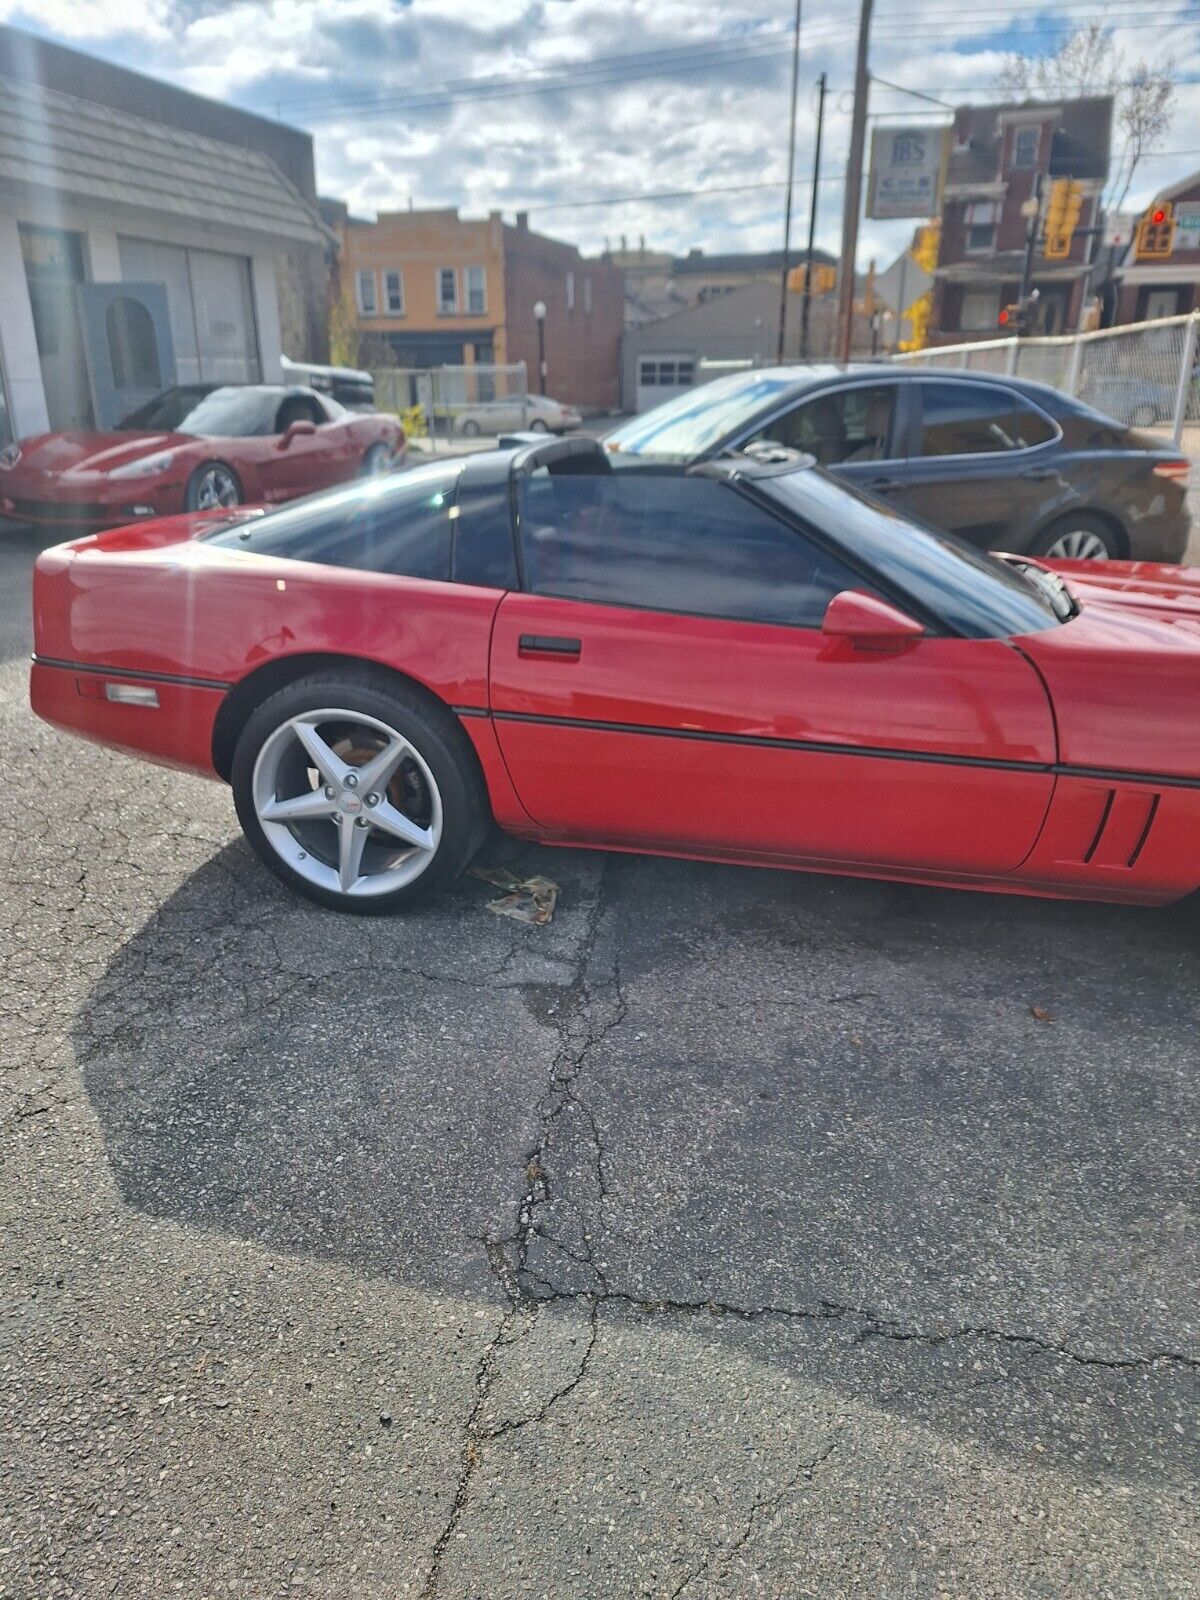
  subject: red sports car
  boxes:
[29,436,1200,914]
[1,383,404,531]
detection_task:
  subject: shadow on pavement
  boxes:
[75,833,1200,1487]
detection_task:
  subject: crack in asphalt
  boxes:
[422,862,623,1598]
[669,1433,843,1599]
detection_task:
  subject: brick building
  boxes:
[332,207,623,410]
[1112,172,1200,323]
[930,96,1112,342]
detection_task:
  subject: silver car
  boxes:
[454,392,582,437]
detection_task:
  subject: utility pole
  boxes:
[836,0,873,361]
[800,71,827,360]
[776,0,804,365]
[1019,170,1043,303]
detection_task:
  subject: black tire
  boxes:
[1028,513,1120,563]
[1130,403,1158,429]
[231,669,488,914]
[184,461,242,513]
[529,418,549,433]
[460,419,481,437]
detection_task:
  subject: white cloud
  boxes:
[2,0,1198,260]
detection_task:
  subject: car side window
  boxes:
[918,382,1057,456]
[517,471,869,629]
[753,385,897,466]
[275,394,325,434]
[204,462,460,581]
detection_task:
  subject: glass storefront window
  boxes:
[117,238,260,384]
[0,355,12,448]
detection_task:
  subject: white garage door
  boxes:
[636,354,695,413]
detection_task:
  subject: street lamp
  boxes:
[533,299,547,396]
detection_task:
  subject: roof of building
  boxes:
[0,74,328,246]
[670,247,837,276]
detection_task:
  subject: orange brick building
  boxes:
[332,206,623,410]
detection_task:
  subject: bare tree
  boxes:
[996,23,1174,212]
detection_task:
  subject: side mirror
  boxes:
[822,589,924,651]
[278,419,318,449]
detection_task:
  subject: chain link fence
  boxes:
[372,362,529,449]
[893,314,1200,446]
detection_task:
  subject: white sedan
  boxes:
[454,393,582,437]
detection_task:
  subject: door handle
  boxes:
[518,634,581,660]
[866,476,901,491]
[1021,466,1059,481]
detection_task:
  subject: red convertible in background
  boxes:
[29,436,1200,915]
[1,383,404,530]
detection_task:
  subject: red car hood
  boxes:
[7,430,192,477]
[1043,556,1200,629]
[1018,557,1200,779]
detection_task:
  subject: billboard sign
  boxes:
[1174,201,1200,246]
[867,126,949,220]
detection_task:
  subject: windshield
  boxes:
[762,467,1064,638]
[606,371,805,457]
[116,386,281,437]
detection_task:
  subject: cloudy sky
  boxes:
[3,0,1199,266]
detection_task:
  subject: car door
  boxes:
[891,380,1065,549]
[489,465,1056,875]
[260,393,355,502]
[735,380,912,504]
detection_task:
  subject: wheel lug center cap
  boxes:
[337,791,363,815]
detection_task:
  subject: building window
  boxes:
[964,201,998,254]
[959,288,1001,331]
[465,266,486,314]
[1012,126,1039,170]
[566,270,575,310]
[117,237,261,386]
[583,277,593,314]
[0,345,13,448]
[383,270,404,315]
[437,268,458,314]
[356,270,378,316]
[638,357,695,388]
[105,297,161,390]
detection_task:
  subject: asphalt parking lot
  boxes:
[1,521,1197,1598]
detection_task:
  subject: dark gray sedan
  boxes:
[606,364,1192,562]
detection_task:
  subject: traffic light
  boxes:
[1043,177,1084,259]
[998,294,1038,335]
[786,262,837,295]
[1135,202,1176,259]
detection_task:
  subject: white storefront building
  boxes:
[0,69,327,447]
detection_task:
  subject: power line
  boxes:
[271,30,796,118]
[265,7,1196,122]
[526,176,843,214]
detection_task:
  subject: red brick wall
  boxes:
[502,221,623,410]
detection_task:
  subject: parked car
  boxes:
[30,435,1200,915]
[1075,374,1180,429]
[454,392,581,437]
[281,356,377,412]
[0,384,404,531]
[605,365,1192,563]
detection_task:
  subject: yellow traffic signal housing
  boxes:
[787,262,836,295]
[1135,202,1176,260]
[1043,178,1084,259]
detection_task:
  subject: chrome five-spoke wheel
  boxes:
[187,463,241,511]
[252,708,443,899]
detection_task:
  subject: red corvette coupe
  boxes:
[29,436,1200,913]
[1,383,404,531]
